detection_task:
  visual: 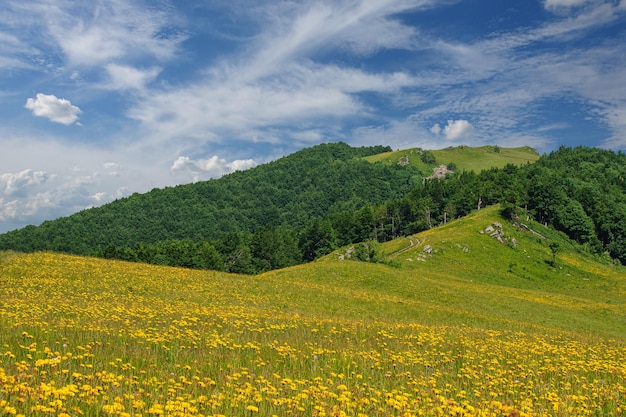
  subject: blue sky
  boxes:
[1,0,625,233]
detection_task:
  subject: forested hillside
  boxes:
[1,144,625,273]
[0,143,418,270]
[374,145,626,264]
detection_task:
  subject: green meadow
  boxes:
[1,205,625,416]
[363,145,540,172]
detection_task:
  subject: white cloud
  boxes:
[352,119,436,150]
[0,134,160,232]
[127,0,425,145]
[600,106,626,149]
[0,0,186,94]
[25,93,81,125]
[0,31,39,70]
[431,120,474,140]
[104,64,161,91]
[92,191,107,202]
[0,200,20,223]
[0,169,49,196]
[443,119,473,140]
[0,21,42,71]
[129,62,417,146]
[0,192,54,224]
[243,0,424,80]
[0,164,135,229]
[46,0,186,66]
[544,0,592,10]
[130,74,358,143]
[414,0,626,150]
[103,162,121,170]
[228,159,258,172]
[170,156,257,182]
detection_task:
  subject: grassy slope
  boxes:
[2,206,626,415]
[364,145,540,172]
[317,205,626,338]
[1,205,623,339]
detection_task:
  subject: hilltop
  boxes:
[364,145,540,173]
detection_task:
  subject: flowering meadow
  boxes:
[1,252,625,416]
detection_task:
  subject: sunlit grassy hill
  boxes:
[322,205,626,338]
[1,206,626,416]
[364,145,540,172]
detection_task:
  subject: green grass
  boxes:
[323,205,626,338]
[432,145,540,171]
[1,206,626,416]
[363,145,540,173]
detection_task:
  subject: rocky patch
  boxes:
[480,221,517,247]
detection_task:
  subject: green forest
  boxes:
[1,143,625,274]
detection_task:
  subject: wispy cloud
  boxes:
[103,64,161,91]
[0,0,185,92]
[128,0,430,147]
[411,1,626,148]
[544,0,593,11]
[44,0,185,67]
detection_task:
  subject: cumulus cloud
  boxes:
[25,93,81,125]
[0,199,20,223]
[0,169,50,196]
[92,192,108,202]
[0,191,57,224]
[443,119,474,140]
[430,123,441,135]
[0,164,137,229]
[170,156,257,182]
[90,187,129,205]
[430,120,474,140]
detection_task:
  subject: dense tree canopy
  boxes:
[2,144,626,271]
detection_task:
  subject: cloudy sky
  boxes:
[1,0,625,233]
